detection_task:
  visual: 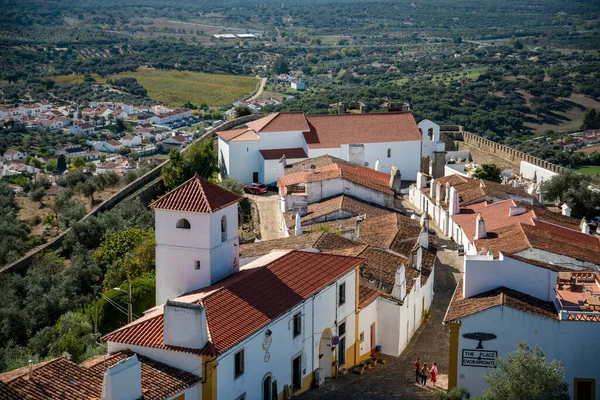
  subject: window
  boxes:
[387,148,391,158]
[293,312,302,338]
[221,215,227,242]
[338,282,346,306]
[359,332,364,342]
[235,393,246,400]
[234,349,244,378]
[428,128,434,141]
[176,219,191,229]
[337,321,346,366]
[574,378,595,400]
[195,261,201,270]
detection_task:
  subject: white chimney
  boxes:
[449,186,460,215]
[391,264,407,300]
[561,203,571,217]
[430,178,436,198]
[374,159,380,172]
[28,360,34,380]
[420,212,429,230]
[416,172,427,189]
[509,206,527,216]
[295,212,303,236]
[474,213,487,240]
[279,154,287,169]
[435,182,442,206]
[418,226,429,248]
[581,219,590,235]
[163,301,207,349]
[102,354,142,400]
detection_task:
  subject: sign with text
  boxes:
[461,349,497,368]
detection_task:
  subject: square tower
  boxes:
[150,174,241,304]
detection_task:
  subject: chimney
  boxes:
[430,178,436,198]
[581,218,590,235]
[389,165,402,195]
[337,102,345,114]
[28,360,34,380]
[374,159,380,172]
[474,213,487,240]
[295,212,303,236]
[359,102,366,113]
[279,154,287,169]
[354,214,365,240]
[418,226,429,248]
[102,354,142,400]
[448,186,460,215]
[416,172,427,189]
[420,212,429,230]
[435,182,443,206]
[163,301,207,349]
[561,203,571,217]
[391,264,407,300]
[508,206,527,216]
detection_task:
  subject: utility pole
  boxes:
[127,280,133,324]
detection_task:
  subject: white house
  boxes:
[217,111,442,185]
[3,149,25,160]
[444,253,600,398]
[291,80,305,90]
[70,122,95,135]
[162,135,189,146]
[150,108,192,125]
[94,140,123,153]
[103,175,375,399]
[63,146,87,159]
[119,134,142,147]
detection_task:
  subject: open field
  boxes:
[575,165,600,176]
[524,94,600,133]
[46,68,259,107]
[575,144,600,155]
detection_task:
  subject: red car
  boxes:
[243,183,268,195]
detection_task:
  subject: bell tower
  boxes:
[150,174,241,304]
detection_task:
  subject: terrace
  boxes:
[556,271,600,320]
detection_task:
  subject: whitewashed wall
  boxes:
[456,306,600,398]
[219,138,261,184]
[258,131,305,149]
[514,248,597,270]
[520,161,557,182]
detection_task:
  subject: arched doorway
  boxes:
[262,373,272,400]
[318,328,333,378]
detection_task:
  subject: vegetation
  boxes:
[540,170,600,218]
[436,387,470,400]
[473,164,503,183]
[162,139,218,190]
[0,181,29,265]
[481,341,570,400]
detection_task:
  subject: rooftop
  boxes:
[149,174,241,214]
[259,147,307,160]
[556,272,600,317]
[103,251,365,356]
[0,350,200,400]
[284,155,355,175]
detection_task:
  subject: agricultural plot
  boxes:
[575,165,600,177]
[46,69,258,107]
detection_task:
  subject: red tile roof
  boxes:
[246,112,310,133]
[359,285,380,308]
[150,174,241,213]
[0,350,199,400]
[444,280,558,323]
[217,128,253,142]
[259,147,307,160]
[105,251,364,356]
[284,155,355,175]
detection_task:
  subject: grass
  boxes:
[524,94,600,133]
[575,165,600,176]
[45,68,258,107]
[395,67,487,85]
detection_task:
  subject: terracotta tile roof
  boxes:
[303,112,421,149]
[357,213,422,258]
[239,232,326,258]
[284,155,355,175]
[288,217,359,237]
[149,174,241,213]
[359,247,407,288]
[283,194,393,228]
[359,285,380,308]
[278,163,393,195]
[259,147,307,160]
[503,254,571,272]
[1,350,199,400]
[444,280,558,323]
[217,128,258,142]
[105,251,364,356]
[246,112,310,133]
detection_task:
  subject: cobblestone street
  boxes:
[298,228,463,400]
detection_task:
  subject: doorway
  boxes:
[262,374,272,400]
[253,172,259,183]
[575,378,595,400]
[318,329,333,378]
[370,323,376,350]
[292,354,302,392]
[337,321,347,366]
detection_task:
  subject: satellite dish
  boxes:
[364,161,369,167]
[332,336,340,345]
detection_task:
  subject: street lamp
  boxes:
[114,281,133,324]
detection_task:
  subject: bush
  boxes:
[437,387,470,400]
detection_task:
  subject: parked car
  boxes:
[244,183,268,195]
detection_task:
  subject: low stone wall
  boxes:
[1,114,260,274]
[458,131,564,175]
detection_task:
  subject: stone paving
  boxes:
[297,223,463,399]
[246,191,285,240]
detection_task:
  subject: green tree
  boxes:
[481,341,569,400]
[57,155,67,173]
[30,186,47,207]
[78,180,96,204]
[162,140,217,190]
[94,228,154,271]
[540,170,600,218]
[218,178,244,195]
[582,108,600,130]
[272,56,290,74]
[71,156,86,169]
[234,105,252,118]
[473,164,503,183]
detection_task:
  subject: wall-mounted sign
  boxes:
[462,349,497,368]
[332,336,340,346]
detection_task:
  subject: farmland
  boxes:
[46,69,259,107]
[575,165,600,177]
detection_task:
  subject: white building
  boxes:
[444,253,600,398]
[94,140,123,153]
[70,122,95,135]
[150,108,192,125]
[103,174,379,399]
[217,112,443,185]
[119,134,142,147]
[3,149,25,160]
[291,80,305,90]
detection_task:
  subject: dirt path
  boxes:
[246,192,284,240]
[247,77,267,101]
[298,227,463,399]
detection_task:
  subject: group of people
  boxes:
[413,358,437,387]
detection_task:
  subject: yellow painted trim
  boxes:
[359,350,372,363]
[448,322,462,390]
[201,355,218,400]
[293,373,314,396]
[343,342,356,369]
[354,265,361,367]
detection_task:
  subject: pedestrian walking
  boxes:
[421,363,430,386]
[414,358,421,384]
[431,362,438,387]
